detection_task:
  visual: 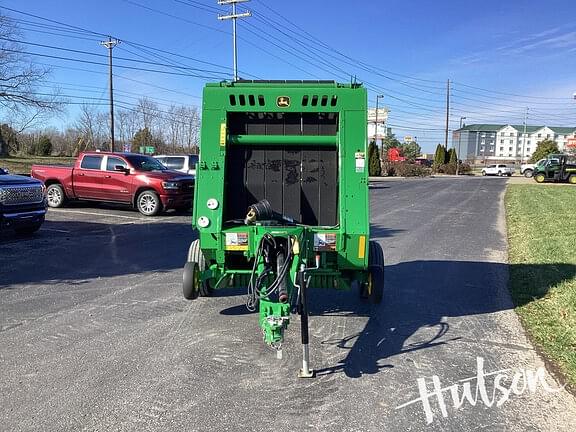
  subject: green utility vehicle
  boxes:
[182,80,383,377]
[533,154,576,184]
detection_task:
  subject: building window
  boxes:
[538,134,542,138]
[480,146,485,152]
[526,148,530,152]
[500,139,504,143]
[481,139,486,145]
[500,147,504,151]
[527,140,531,144]
[509,132,514,136]
[509,140,513,144]
[509,147,513,151]
[546,134,550,138]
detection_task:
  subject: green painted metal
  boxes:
[192,80,369,348]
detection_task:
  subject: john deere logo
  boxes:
[277,96,290,108]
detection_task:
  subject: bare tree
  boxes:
[0,13,61,154]
[182,106,200,153]
[117,108,138,150]
[74,104,101,154]
[135,98,159,134]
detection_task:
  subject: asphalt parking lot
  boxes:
[1,177,575,431]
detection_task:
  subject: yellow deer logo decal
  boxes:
[276,96,290,108]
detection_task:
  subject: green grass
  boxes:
[0,155,75,175]
[506,184,576,386]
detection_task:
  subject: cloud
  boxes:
[452,26,576,65]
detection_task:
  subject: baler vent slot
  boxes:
[228,112,338,136]
[301,95,338,107]
[229,94,264,107]
[224,145,338,226]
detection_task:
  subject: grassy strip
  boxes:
[506,184,576,386]
[0,155,75,175]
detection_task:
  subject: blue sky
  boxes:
[2,0,576,152]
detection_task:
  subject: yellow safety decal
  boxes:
[225,245,248,251]
[219,123,227,146]
[358,235,366,259]
[292,237,300,255]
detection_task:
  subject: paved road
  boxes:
[1,178,575,431]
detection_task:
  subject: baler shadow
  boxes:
[312,260,576,379]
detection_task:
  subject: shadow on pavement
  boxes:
[0,219,196,289]
[308,260,576,378]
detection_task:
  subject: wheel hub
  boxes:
[140,195,156,213]
[47,188,61,206]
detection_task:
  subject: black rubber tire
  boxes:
[136,190,162,216]
[534,173,546,183]
[46,184,66,208]
[507,173,511,177]
[183,239,213,298]
[498,171,503,177]
[569,174,576,185]
[183,261,200,300]
[481,171,487,176]
[366,240,384,304]
[524,169,533,178]
[14,222,43,235]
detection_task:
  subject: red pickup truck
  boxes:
[31,152,194,216]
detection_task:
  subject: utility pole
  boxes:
[444,79,450,150]
[456,116,466,176]
[218,0,251,81]
[100,36,120,152]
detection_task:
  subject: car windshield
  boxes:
[125,155,167,171]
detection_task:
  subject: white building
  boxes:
[454,124,576,161]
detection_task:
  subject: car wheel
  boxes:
[136,190,162,216]
[481,171,487,176]
[534,173,546,183]
[46,184,66,208]
[507,173,512,177]
[569,174,576,185]
[498,171,503,176]
[524,169,533,178]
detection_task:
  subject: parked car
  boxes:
[154,154,198,176]
[520,158,559,178]
[0,168,47,234]
[481,164,514,177]
[533,154,576,184]
[31,152,195,216]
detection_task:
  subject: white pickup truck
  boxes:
[481,164,514,177]
[521,158,558,178]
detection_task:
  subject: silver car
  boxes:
[154,155,199,176]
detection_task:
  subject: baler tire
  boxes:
[185,239,214,297]
[367,241,384,304]
[183,262,200,300]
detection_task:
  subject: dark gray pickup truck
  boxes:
[0,168,47,234]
